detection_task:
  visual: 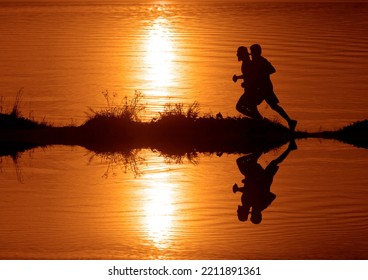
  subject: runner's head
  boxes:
[237,46,250,61]
[250,44,262,58]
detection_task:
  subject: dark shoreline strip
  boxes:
[1,112,367,159]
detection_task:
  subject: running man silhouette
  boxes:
[250,44,297,132]
[233,46,263,120]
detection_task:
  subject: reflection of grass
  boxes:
[88,149,145,178]
[2,91,366,179]
[158,149,200,165]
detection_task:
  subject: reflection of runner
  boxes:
[233,140,297,224]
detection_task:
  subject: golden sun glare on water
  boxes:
[140,169,178,253]
[144,16,176,97]
[135,7,181,255]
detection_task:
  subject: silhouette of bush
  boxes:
[85,90,145,124]
[0,89,49,129]
[158,101,200,121]
[4,90,368,153]
[337,120,368,148]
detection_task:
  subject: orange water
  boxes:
[0,2,368,260]
[1,140,368,259]
[0,2,367,130]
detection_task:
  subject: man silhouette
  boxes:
[233,46,263,120]
[250,44,297,132]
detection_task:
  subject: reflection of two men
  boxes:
[233,140,297,224]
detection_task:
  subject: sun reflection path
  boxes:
[145,17,176,93]
[136,5,187,121]
[140,168,178,252]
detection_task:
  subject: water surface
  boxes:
[0,1,367,260]
[0,2,367,130]
[1,140,367,259]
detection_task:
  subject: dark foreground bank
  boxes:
[1,109,367,160]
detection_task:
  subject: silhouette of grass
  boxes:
[1,91,367,156]
[79,92,292,154]
[0,88,24,118]
[2,92,366,181]
[85,90,144,124]
[336,120,368,149]
[0,89,49,129]
[158,101,200,120]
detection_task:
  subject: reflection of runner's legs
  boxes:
[269,139,297,167]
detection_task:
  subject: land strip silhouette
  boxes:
[0,93,367,159]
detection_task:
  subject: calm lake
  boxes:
[0,1,367,260]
